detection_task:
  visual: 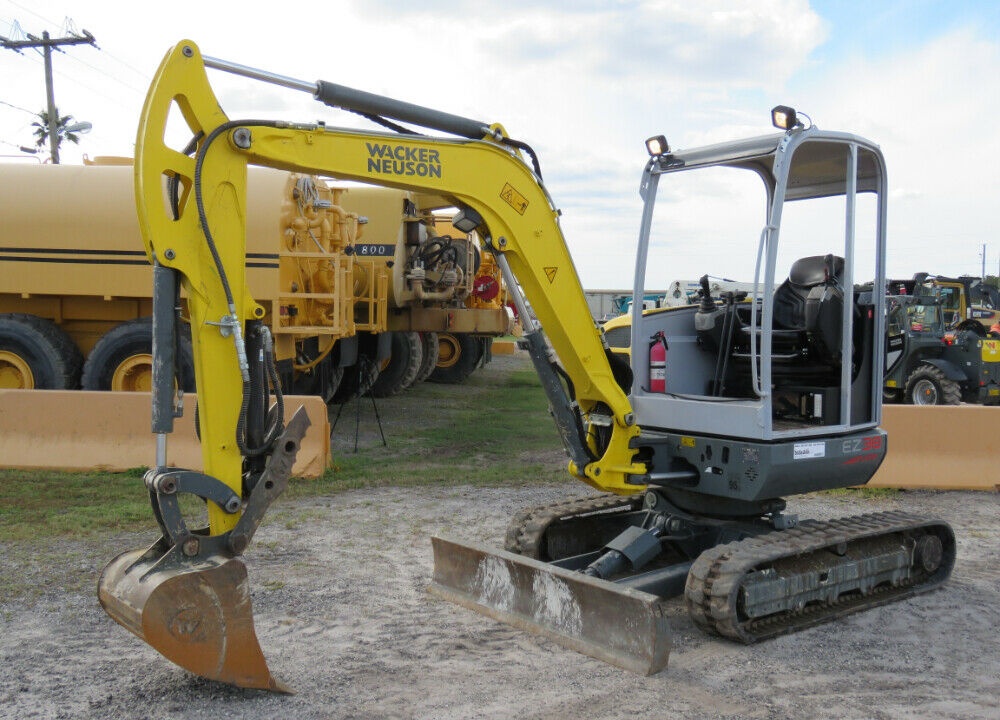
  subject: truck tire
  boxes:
[904,365,961,406]
[291,364,345,404]
[428,332,481,384]
[329,356,379,404]
[291,344,346,404]
[81,318,195,392]
[413,332,440,384]
[0,313,82,389]
[370,331,423,398]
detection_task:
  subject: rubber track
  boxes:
[684,510,954,643]
[503,493,644,559]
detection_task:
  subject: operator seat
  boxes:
[715,254,852,397]
[772,254,845,367]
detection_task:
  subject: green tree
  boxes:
[31,108,83,154]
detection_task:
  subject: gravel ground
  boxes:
[2,482,998,720]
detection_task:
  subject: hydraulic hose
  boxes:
[190,119,287,457]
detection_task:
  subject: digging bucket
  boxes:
[97,408,312,693]
[429,536,671,675]
[99,541,291,693]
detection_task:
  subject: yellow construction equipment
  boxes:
[99,41,956,689]
[0,162,512,399]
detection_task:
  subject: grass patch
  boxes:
[0,354,565,541]
[288,360,565,498]
[0,466,155,541]
[822,486,901,499]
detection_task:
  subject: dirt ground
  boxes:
[1,483,997,720]
[2,354,999,719]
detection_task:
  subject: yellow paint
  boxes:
[869,405,1000,490]
[0,350,34,389]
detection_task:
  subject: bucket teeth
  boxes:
[429,536,671,675]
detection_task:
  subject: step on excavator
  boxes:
[99,42,956,689]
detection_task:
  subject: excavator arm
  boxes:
[100,39,652,691]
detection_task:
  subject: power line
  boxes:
[2,1,60,32]
[2,13,149,113]
[3,10,149,88]
[0,98,33,114]
[66,49,147,95]
[4,41,142,114]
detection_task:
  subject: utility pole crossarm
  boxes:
[0,29,95,50]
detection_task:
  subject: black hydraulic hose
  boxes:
[499,136,543,180]
[193,121,278,310]
[190,119,287,457]
[167,133,204,223]
[419,238,459,267]
[352,111,420,136]
[238,325,284,457]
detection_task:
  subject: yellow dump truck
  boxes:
[0,158,513,400]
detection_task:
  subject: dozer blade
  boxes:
[429,536,670,675]
[99,544,290,693]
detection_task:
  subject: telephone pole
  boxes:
[1,27,97,163]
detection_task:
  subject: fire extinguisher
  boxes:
[649,331,668,393]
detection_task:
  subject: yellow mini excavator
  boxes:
[99,42,955,689]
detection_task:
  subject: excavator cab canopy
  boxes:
[629,122,887,453]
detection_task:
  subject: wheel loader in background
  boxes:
[98,42,955,690]
[0,161,512,404]
[883,294,1000,404]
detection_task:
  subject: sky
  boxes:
[2,0,998,290]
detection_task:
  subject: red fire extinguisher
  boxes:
[649,331,668,393]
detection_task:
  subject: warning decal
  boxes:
[544,267,557,283]
[501,183,529,215]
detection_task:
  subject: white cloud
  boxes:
[4,1,994,286]
[793,27,1000,279]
